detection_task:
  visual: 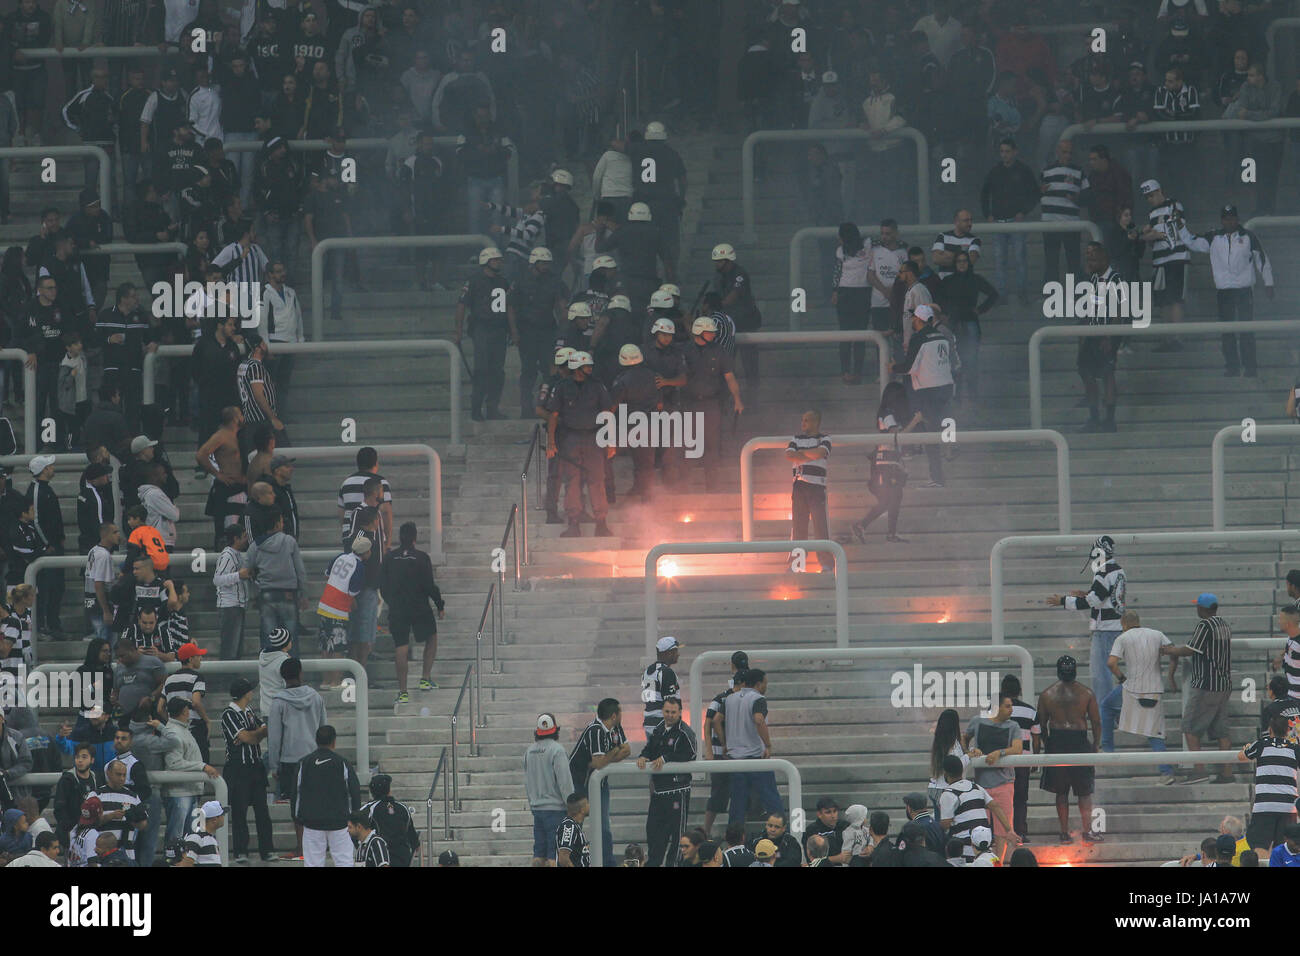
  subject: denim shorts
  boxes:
[531,809,566,859]
[349,588,379,646]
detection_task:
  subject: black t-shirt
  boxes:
[1261,697,1300,735]
[555,815,589,867]
[803,818,848,863]
[304,185,348,239]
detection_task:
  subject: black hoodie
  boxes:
[293,746,360,831]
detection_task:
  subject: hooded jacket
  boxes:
[127,719,181,775]
[293,746,360,831]
[137,482,179,546]
[247,530,308,592]
[0,806,30,856]
[160,718,207,797]
[0,722,33,795]
[336,5,387,93]
[267,684,326,768]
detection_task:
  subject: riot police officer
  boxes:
[546,351,614,538]
[537,347,573,525]
[591,294,640,389]
[641,318,687,488]
[646,288,687,345]
[509,246,569,419]
[711,243,762,383]
[683,315,744,491]
[455,246,512,421]
[610,344,659,500]
[595,202,674,317]
[558,300,595,353]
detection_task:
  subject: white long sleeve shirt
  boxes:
[214,545,248,608]
[188,85,223,145]
[1178,224,1274,291]
[591,149,633,199]
[255,282,304,343]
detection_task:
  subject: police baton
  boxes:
[453,340,473,379]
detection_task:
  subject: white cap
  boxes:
[554,346,575,366]
[478,246,504,265]
[567,301,592,321]
[711,242,737,261]
[550,168,573,186]
[970,825,993,849]
[535,713,558,737]
[528,246,553,264]
[628,201,652,222]
[607,294,631,312]
[645,121,667,140]
[567,350,594,370]
[1139,179,1161,195]
[618,344,643,366]
[130,436,158,454]
[351,535,373,555]
[649,289,675,310]
[656,636,683,652]
[658,283,681,298]
[592,254,617,270]
[692,315,719,335]
[822,71,838,84]
[28,455,55,475]
[200,800,227,820]
[913,303,935,322]
[650,317,676,336]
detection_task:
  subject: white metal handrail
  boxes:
[740,429,1072,541]
[741,128,931,243]
[1059,117,1300,144]
[0,453,122,534]
[644,540,849,659]
[1211,422,1300,531]
[142,340,464,446]
[0,146,113,212]
[989,530,1300,644]
[0,349,37,452]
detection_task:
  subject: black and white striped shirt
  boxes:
[1,607,31,672]
[932,231,981,277]
[355,831,391,867]
[164,668,206,729]
[1243,735,1300,814]
[182,829,222,866]
[221,703,263,767]
[1040,163,1089,220]
[937,778,991,860]
[1062,558,1126,631]
[706,685,734,757]
[237,357,277,424]
[1187,616,1232,692]
[1008,697,1040,750]
[337,471,393,540]
[788,433,830,486]
[1147,199,1190,266]
[1151,84,1199,143]
[212,241,269,288]
[640,662,680,732]
[165,611,190,648]
[568,718,625,791]
[92,787,144,860]
[1284,635,1300,699]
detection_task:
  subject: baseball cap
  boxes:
[161,67,179,81]
[28,455,55,475]
[229,677,254,699]
[79,188,101,207]
[1221,204,1239,217]
[656,636,683,652]
[268,627,292,650]
[1195,592,1219,609]
[971,825,993,849]
[269,454,295,470]
[131,435,158,454]
[535,713,558,737]
[754,839,777,859]
[80,796,103,823]
[265,135,286,152]
[438,849,460,865]
[1139,179,1162,195]
[731,650,750,669]
[177,642,208,661]
[1128,60,1146,72]
[815,796,839,811]
[913,304,935,323]
[1170,17,1189,36]
[200,800,227,820]
[1215,834,1237,855]
[351,535,373,555]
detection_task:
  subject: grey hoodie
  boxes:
[247,531,308,592]
[137,483,179,546]
[128,719,181,772]
[160,719,207,797]
[267,684,326,769]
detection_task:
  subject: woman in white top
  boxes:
[590,138,633,223]
[832,222,873,384]
[927,707,970,814]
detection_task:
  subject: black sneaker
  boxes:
[560,521,582,538]
[593,520,614,537]
[851,521,867,544]
[1082,830,1105,844]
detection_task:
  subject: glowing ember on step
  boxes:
[658,558,680,579]
[680,514,693,523]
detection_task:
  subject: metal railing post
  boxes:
[0,350,34,452]
[521,470,531,566]
[1211,423,1300,531]
[450,713,460,810]
[645,540,849,659]
[0,146,113,213]
[989,530,1300,644]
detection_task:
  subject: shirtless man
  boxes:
[197,406,247,548]
[1037,654,1104,846]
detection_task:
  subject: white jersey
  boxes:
[867,242,908,308]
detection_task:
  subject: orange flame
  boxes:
[658,558,680,579]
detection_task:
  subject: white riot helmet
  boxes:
[551,168,573,187]
[711,243,737,262]
[567,301,593,321]
[618,344,644,366]
[648,289,675,310]
[628,202,652,222]
[658,283,681,299]
[650,317,676,336]
[645,121,667,140]
[478,246,504,265]
[592,255,617,271]
[692,315,719,336]
[567,350,594,370]
[528,246,553,264]
[607,294,631,312]
[554,346,575,366]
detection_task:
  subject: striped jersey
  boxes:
[165,611,190,648]
[222,703,264,766]
[485,201,545,260]
[555,815,590,867]
[1085,267,1125,326]
[337,471,392,540]
[1,607,32,673]
[92,788,144,860]
[788,432,831,486]
[318,552,367,620]
[237,357,277,424]
[1151,84,1199,143]
[164,668,206,730]
[1062,558,1125,631]
[355,831,392,867]
[67,826,100,868]
[1040,162,1089,219]
[1147,199,1190,266]
[212,241,268,288]
[937,778,991,860]
[932,231,981,277]
[1007,697,1040,750]
[640,661,680,732]
[1284,635,1300,699]
[568,718,627,791]
[1242,735,1300,814]
[182,829,222,866]
[124,622,178,657]
[706,684,735,756]
[1187,616,1232,692]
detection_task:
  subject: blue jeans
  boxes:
[136,790,163,865]
[727,768,783,827]
[1101,684,1173,775]
[165,794,197,847]
[259,213,300,272]
[992,230,1028,296]
[531,808,566,860]
[1091,628,1120,702]
[467,176,505,237]
[348,588,379,646]
[85,606,113,648]
[258,592,300,654]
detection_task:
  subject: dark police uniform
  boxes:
[713,261,762,381]
[545,375,611,523]
[509,268,568,418]
[639,719,697,867]
[537,368,568,521]
[461,269,511,419]
[610,361,660,499]
[641,339,687,486]
[597,221,669,315]
[593,309,643,389]
[629,140,687,273]
[683,338,735,488]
